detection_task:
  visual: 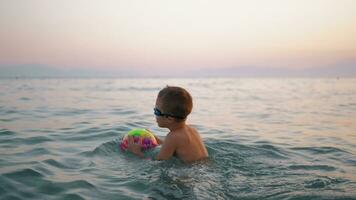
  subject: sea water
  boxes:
[0,78,355,200]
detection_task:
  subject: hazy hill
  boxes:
[0,63,355,78]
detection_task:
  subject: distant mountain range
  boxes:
[0,63,355,78]
[0,64,138,78]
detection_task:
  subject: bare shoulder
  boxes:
[187,125,201,137]
[166,128,189,143]
[164,131,181,144]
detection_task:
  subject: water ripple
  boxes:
[0,136,52,146]
[3,168,44,179]
[288,164,337,171]
[0,129,17,136]
[290,146,351,154]
[303,176,348,189]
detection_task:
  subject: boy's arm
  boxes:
[153,135,164,145]
[127,134,176,161]
[155,134,177,161]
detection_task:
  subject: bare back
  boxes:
[168,125,208,163]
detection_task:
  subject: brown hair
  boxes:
[157,86,193,121]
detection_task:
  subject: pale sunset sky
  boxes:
[0,0,355,76]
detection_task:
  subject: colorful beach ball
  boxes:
[120,129,158,151]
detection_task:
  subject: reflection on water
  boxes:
[0,78,356,199]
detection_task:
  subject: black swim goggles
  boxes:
[153,108,185,119]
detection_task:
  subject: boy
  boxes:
[127,86,208,163]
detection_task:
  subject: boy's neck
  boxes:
[167,121,186,132]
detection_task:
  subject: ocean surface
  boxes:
[0,78,355,200]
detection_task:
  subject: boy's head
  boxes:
[155,86,193,123]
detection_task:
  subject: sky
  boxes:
[0,0,356,77]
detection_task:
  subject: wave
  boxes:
[0,136,53,147]
[290,146,351,154]
[0,129,17,136]
[81,140,120,157]
[1,167,96,199]
[3,168,44,179]
[287,164,337,171]
[303,176,349,189]
[43,158,76,170]
[59,128,120,142]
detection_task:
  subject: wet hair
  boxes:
[157,86,193,121]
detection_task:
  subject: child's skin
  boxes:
[127,95,208,163]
